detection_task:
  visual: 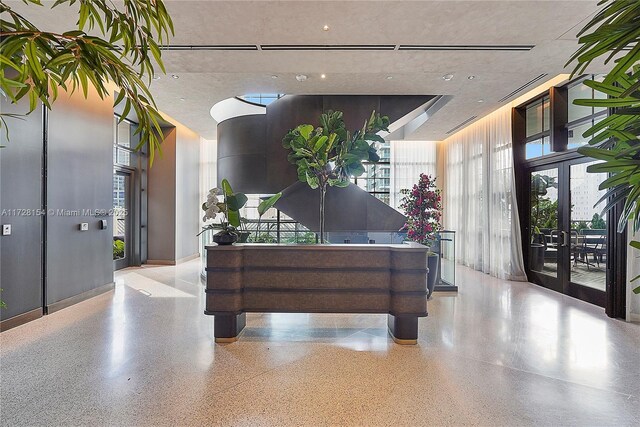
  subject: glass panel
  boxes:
[568,81,593,123]
[530,168,559,277]
[113,174,127,261]
[568,121,592,150]
[570,162,607,291]
[593,74,608,115]
[525,136,551,160]
[117,121,131,148]
[438,231,456,288]
[116,147,131,166]
[542,97,550,132]
[526,99,543,137]
[568,117,603,150]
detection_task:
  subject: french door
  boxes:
[527,158,608,306]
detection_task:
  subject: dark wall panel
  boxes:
[45,90,114,305]
[0,101,43,321]
[322,96,380,131]
[217,114,267,194]
[265,96,323,193]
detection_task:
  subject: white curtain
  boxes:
[199,138,217,230]
[389,140,438,211]
[442,106,527,281]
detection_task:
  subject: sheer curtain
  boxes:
[199,138,217,230]
[441,106,527,281]
[389,140,438,211]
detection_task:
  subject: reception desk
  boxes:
[204,243,428,344]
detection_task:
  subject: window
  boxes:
[351,140,391,205]
[566,75,607,150]
[113,116,136,166]
[524,96,551,159]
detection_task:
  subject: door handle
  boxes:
[561,231,570,247]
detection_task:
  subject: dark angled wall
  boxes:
[0,102,44,323]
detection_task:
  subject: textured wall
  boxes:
[0,101,44,321]
[147,128,177,262]
[45,88,114,305]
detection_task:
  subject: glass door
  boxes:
[527,160,607,306]
[567,160,607,305]
[529,165,563,292]
[113,170,131,270]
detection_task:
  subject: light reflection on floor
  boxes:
[0,260,638,426]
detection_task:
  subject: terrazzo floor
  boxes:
[1,259,639,426]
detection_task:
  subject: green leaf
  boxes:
[257,192,282,217]
[298,124,314,140]
[226,193,248,211]
[630,240,640,250]
[221,178,234,198]
[305,171,319,189]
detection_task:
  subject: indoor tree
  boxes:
[0,0,174,161]
[282,110,390,243]
[399,173,443,249]
[566,0,640,291]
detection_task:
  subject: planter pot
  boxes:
[427,253,439,299]
[213,231,238,245]
[530,243,545,272]
[237,231,250,243]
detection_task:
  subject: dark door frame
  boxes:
[113,168,133,271]
[513,95,627,317]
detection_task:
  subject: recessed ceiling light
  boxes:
[468,75,476,80]
[152,75,161,81]
[477,99,484,103]
[171,74,179,79]
[323,25,330,31]
[386,76,393,80]
[320,74,326,79]
[442,74,454,81]
[179,98,185,101]
[271,75,278,79]
[295,74,308,82]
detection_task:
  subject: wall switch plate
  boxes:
[100,219,108,230]
[2,224,11,236]
[80,223,89,231]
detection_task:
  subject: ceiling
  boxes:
[9,0,610,140]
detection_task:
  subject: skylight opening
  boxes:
[238,93,284,106]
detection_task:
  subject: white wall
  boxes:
[627,227,640,322]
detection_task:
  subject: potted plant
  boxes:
[399,173,443,298]
[253,193,282,243]
[199,179,248,245]
[530,174,557,272]
[283,110,390,243]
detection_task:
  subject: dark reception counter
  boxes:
[204,243,428,344]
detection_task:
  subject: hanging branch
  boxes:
[0,0,174,162]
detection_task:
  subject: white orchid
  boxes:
[202,187,222,222]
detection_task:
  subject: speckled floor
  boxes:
[1,259,639,426]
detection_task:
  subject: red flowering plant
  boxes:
[399,173,443,251]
